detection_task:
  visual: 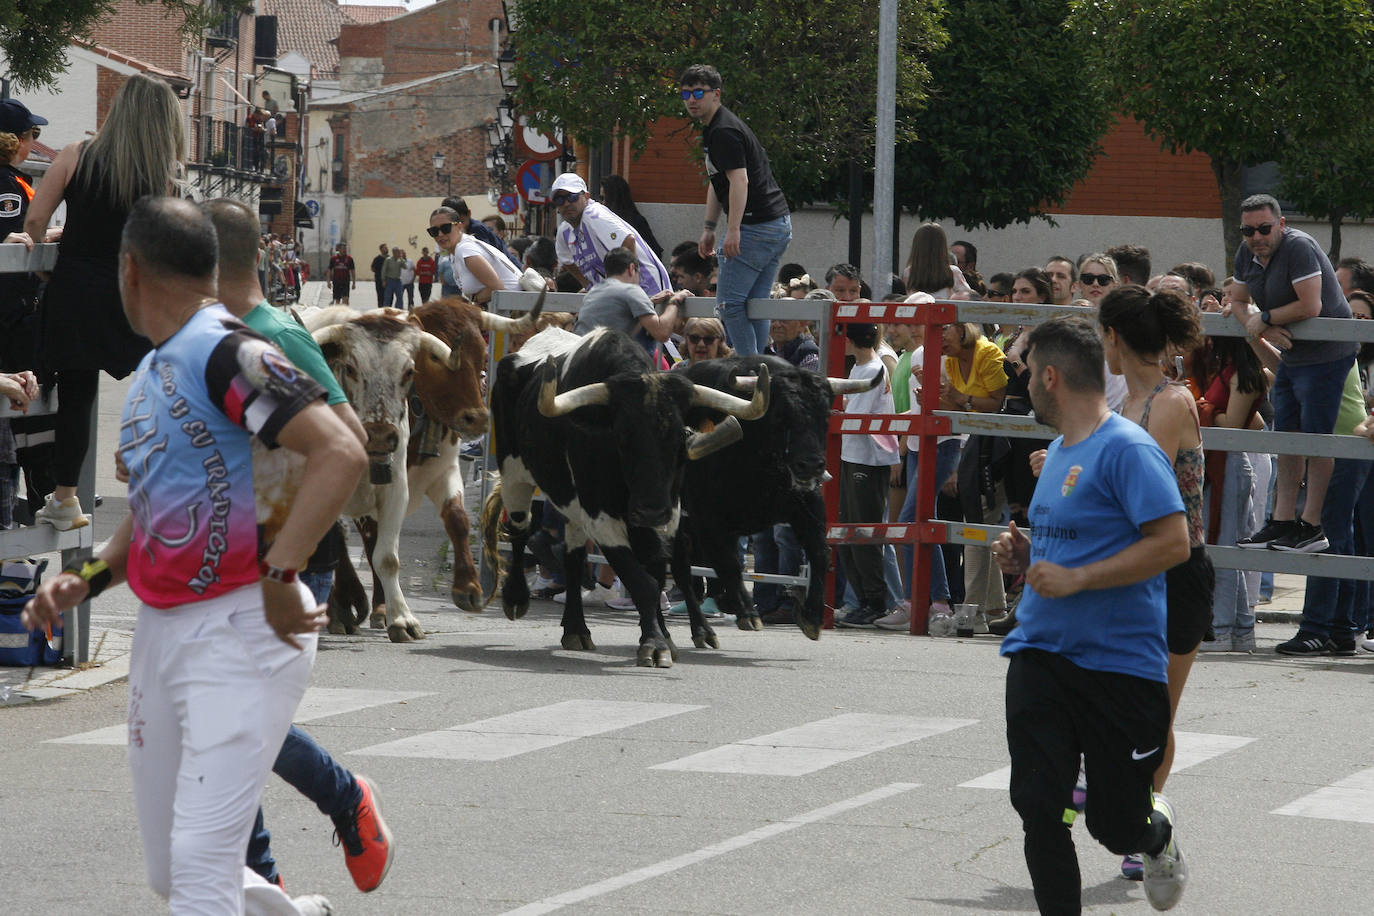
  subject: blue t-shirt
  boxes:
[1000,413,1183,683]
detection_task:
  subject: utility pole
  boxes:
[872,0,897,300]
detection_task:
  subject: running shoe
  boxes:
[1235,517,1294,549]
[333,775,394,893]
[1275,631,1332,656]
[1120,852,1144,880]
[1269,520,1329,553]
[33,494,90,531]
[1141,793,1187,910]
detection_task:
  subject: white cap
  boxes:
[550,173,588,196]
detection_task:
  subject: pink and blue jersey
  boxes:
[119,304,325,609]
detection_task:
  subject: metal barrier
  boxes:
[822,298,1374,636]
[0,242,96,665]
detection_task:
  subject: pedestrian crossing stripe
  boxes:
[957,731,1257,790]
[1272,767,1374,823]
[45,687,434,746]
[349,699,704,761]
[651,714,977,777]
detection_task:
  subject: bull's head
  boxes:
[313,315,457,484]
[538,359,771,528]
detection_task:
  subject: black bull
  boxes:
[480,328,769,667]
[670,355,883,642]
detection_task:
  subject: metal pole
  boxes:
[872,0,897,300]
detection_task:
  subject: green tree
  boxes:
[508,0,949,207]
[897,0,1111,230]
[1278,124,1374,262]
[0,0,250,91]
[1070,0,1374,258]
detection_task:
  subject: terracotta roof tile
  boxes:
[260,0,351,76]
[340,3,407,25]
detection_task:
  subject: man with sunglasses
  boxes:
[680,63,792,357]
[1231,193,1357,556]
[550,172,671,297]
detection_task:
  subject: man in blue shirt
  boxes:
[993,316,1192,913]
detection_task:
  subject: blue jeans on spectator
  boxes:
[384,278,404,310]
[716,214,792,356]
[1209,451,1255,642]
[1298,456,1373,639]
[753,523,801,613]
[899,440,962,602]
[299,570,334,606]
[246,725,362,882]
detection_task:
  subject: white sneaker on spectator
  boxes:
[34,494,90,531]
[292,895,334,916]
[607,591,670,612]
[875,604,911,631]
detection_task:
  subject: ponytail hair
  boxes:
[1098,284,1203,355]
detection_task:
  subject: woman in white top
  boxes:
[427,206,522,303]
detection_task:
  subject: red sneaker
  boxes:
[333,775,394,892]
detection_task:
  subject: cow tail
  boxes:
[480,480,504,607]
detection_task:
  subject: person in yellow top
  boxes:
[939,322,1010,628]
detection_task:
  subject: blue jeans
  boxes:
[752,523,801,612]
[899,440,962,602]
[299,570,334,606]
[716,214,792,356]
[245,725,361,881]
[1209,451,1255,638]
[383,278,405,309]
[1299,456,1373,639]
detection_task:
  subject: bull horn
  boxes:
[691,363,770,420]
[302,306,356,333]
[480,288,546,334]
[827,365,884,395]
[311,323,350,348]
[686,416,743,460]
[415,330,461,371]
[537,358,609,416]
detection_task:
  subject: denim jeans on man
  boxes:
[753,523,801,613]
[898,439,962,603]
[1298,456,1373,639]
[715,214,791,356]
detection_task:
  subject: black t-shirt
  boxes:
[702,105,789,224]
[371,254,387,279]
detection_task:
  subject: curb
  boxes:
[0,628,132,706]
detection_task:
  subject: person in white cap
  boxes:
[551,172,673,297]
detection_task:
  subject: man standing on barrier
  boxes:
[681,63,792,356]
[24,197,366,915]
[992,315,1191,913]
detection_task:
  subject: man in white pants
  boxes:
[25,197,367,915]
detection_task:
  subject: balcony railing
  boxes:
[193,116,270,173]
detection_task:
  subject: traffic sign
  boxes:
[497,193,519,215]
[515,115,563,162]
[304,199,321,217]
[516,160,554,204]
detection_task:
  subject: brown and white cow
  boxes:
[308,295,542,640]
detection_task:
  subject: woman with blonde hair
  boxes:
[24,73,185,529]
[673,316,733,368]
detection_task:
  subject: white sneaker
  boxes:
[874,605,911,631]
[292,895,335,916]
[1360,636,1374,654]
[1141,793,1187,911]
[607,591,670,611]
[33,494,90,531]
[555,582,620,605]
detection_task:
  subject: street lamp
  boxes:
[498,46,518,91]
[431,150,452,196]
[497,97,515,132]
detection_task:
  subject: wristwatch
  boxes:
[257,559,298,584]
[1260,309,1272,326]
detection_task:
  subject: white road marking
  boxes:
[651,714,976,777]
[45,687,433,746]
[499,782,920,916]
[958,730,1257,790]
[349,699,703,761]
[1272,767,1374,823]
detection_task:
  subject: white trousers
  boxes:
[127,583,316,915]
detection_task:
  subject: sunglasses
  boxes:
[680,88,712,100]
[426,223,455,238]
[1079,273,1114,287]
[24,127,39,140]
[551,192,578,206]
[1240,223,1275,237]
[687,334,719,345]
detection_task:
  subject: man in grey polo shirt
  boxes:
[1231,193,1357,553]
[574,247,688,353]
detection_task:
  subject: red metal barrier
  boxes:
[822,299,958,635]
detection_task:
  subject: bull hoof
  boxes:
[736,612,762,632]
[666,638,679,662]
[797,618,821,641]
[369,611,387,630]
[406,621,426,640]
[387,624,413,643]
[453,587,484,613]
[561,633,595,651]
[327,620,348,636]
[503,600,528,621]
[692,629,720,649]
[637,644,673,668]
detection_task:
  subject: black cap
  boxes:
[0,99,47,136]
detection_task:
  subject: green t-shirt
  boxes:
[1334,363,1365,436]
[891,349,913,414]
[243,303,348,406]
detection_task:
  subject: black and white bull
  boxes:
[481,327,769,667]
[671,355,882,643]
